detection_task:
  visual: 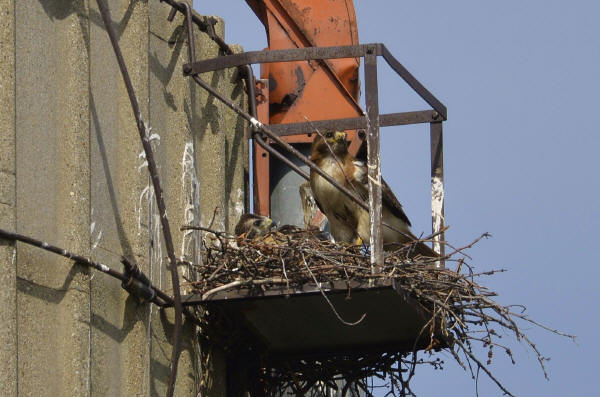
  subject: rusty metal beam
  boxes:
[188,56,439,245]
[379,45,447,119]
[183,43,447,120]
[269,116,367,136]
[183,44,370,75]
[430,122,445,266]
[267,110,440,137]
[364,47,383,270]
[380,110,441,127]
[179,14,447,257]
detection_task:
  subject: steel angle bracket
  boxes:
[184,43,447,266]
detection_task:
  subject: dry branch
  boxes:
[187,226,574,396]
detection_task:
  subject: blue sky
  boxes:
[194,1,598,395]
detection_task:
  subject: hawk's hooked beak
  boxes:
[325,131,346,144]
[333,131,346,142]
[263,217,276,230]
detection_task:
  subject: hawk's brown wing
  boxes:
[308,170,326,215]
[352,160,412,227]
[381,178,412,227]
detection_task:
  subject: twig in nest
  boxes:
[190,230,573,396]
[454,339,515,397]
[180,224,236,239]
[201,277,287,300]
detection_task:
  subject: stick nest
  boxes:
[184,226,573,397]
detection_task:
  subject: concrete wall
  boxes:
[0,1,248,395]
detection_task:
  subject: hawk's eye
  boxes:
[253,219,262,226]
[325,132,333,138]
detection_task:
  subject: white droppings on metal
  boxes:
[98,263,110,273]
[431,175,445,254]
[367,175,381,186]
[366,141,383,267]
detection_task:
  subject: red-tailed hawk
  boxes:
[234,213,275,239]
[309,131,437,257]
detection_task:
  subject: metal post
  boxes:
[364,46,383,271]
[430,120,445,266]
[253,79,271,217]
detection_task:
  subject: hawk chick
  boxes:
[234,213,275,239]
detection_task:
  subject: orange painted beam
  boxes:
[247,0,364,216]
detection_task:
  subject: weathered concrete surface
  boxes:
[194,18,228,236]
[15,1,91,396]
[148,4,199,396]
[222,43,249,233]
[193,18,249,397]
[148,6,248,396]
[89,1,152,395]
[0,3,16,394]
[0,0,248,396]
